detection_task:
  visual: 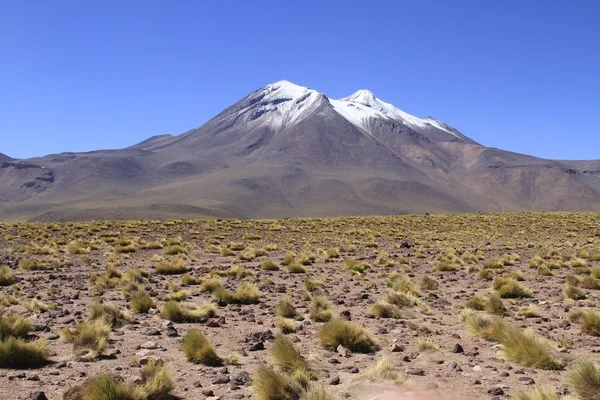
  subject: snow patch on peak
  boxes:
[264,80,312,100]
[332,90,464,141]
[332,91,429,132]
[234,81,324,130]
[343,89,377,104]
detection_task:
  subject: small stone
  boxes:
[141,341,159,349]
[452,344,464,353]
[519,377,535,385]
[201,389,214,396]
[337,345,351,357]
[473,365,482,372]
[206,320,220,328]
[488,387,504,396]
[147,329,161,336]
[212,375,230,384]
[232,371,250,386]
[248,341,264,351]
[31,393,48,400]
[405,368,425,376]
[166,326,178,337]
[391,344,405,352]
[329,376,341,385]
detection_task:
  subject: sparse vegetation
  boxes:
[181,329,222,366]
[318,319,378,353]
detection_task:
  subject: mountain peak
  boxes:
[343,89,378,104]
[263,80,315,100]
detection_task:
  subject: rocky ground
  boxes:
[0,212,599,400]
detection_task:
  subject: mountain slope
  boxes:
[0,80,598,222]
[0,153,13,163]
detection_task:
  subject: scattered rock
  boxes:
[405,368,425,376]
[488,387,504,396]
[452,343,464,353]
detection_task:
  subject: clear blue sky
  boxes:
[1,0,598,160]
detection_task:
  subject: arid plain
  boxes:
[1,212,600,400]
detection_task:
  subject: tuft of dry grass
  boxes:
[271,335,313,378]
[566,359,600,400]
[61,318,111,360]
[309,296,333,322]
[318,319,378,353]
[180,329,222,366]
[252,365,300,400]
[129,290,156,314]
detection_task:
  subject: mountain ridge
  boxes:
[1,80,599,222]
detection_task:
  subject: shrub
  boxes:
[199,278,223,293]
[309,296,333,322]
[419,275,439,290]
[276,298,297,319]
[356,356,404,383]
[181,274,202,285]
[130,290,156,314]
[19,258,46,270]
[492,320,563,370]
[511,386,563,400]
[262,259,280,271]
[162,245,188,255]
[212,265,254,279]
[416,339,440,352]
[303,278,324,293]
[519,305,541,318]
[566,359,600,400]
[565,284,586,300]
[300,386,339,400]
[580,276,600,290]
[371,302,399,319]
[571,309,600,336]
[252,365,300,400]
[486,293,508,316]
[155,258,187,275]
[0,337,48,368]
[465,295,486,311]
[61,318,111,360]
[181,329,222,366]
[0,314,33,340]
[271,335,312,377]
[344,258,367,274]
[66,374,138,400]
[162,289,189,302]
[287,263,306,273]
[160,301,216,323]
[496,278,533,298]
[434,261,456,272]
[282,252,296,266]
[318,319,378,353]
[213,283,261,304]
[276,318,296,334]
[536,265,553,276]
[140,358,174,399]
[0,266,15,286]
[391,277,421,296]
[325,248,340,259]
[89,302,130,328]
[66,240,91,255]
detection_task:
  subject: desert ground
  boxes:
[1,212,600,400]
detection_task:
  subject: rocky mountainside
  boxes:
[1,81,599,221]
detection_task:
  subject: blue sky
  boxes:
[1,0,598,160]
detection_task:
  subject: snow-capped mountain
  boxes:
[1,80,600,222]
